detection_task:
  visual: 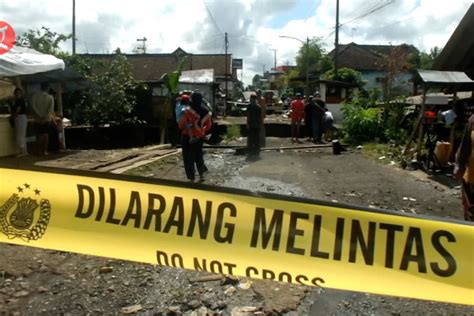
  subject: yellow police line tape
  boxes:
[0,166,473,305]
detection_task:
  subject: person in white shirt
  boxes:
[30,82,54,155]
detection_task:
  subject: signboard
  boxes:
[232,58,243,69]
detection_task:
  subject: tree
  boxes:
[18,27,140,127]
[73,53,140,127]
[17,27,72,57]
[381,45,417,101]
[295,38,333,78]
[252,74,263,89]
[157,56,188,143]
[413,46,441,70]
[322,67,364,87]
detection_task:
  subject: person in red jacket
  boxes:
[290,93,305,143]
[178,91,211,182]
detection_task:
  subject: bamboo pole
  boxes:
[416,87,427,158]
[54,83,66,149]
[449,90,458,162]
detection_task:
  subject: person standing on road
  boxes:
[455,114,474,221]
[11,88,28,157]
[312,92,327,143]
[305,95,315,141]
[178,91,212,182]
[322,109,334,141]
[246,94,261,161]
[256,89,266,147]
[31,82,54,155]
[290,93,305,143]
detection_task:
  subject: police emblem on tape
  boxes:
[0,183,51,241]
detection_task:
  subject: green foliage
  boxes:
[252,74,263,89]
[342,90,382,143]
[362,142,402,164]
[17,27,72,56]
[381,100,411,145]
[223,124,241,144]
[343,89,415,145]
[162,56,188,97]
[295,37,333,77]
[19,27,140,127]
[409,46,442,70]
[70,54,140,126]
[322,67,364,87]
[287,69,304,89]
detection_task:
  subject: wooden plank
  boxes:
[143,144,172,151]
[111,150,181,174]
[88,153,142,170]
[95,149,178,172]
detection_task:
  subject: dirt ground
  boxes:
[1,137,473,315]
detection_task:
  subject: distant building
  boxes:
[330,43,418,98]
[273,65,297,73]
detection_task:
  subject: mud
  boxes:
[1,137,473,315]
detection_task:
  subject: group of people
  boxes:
[10,82,59,157]
[245,91,334,162]
[290,92,334,143]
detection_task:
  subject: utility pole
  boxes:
[279,35,309,98]
[224,32,229,116]
[334,0,340,77]
[262,64,265,75]
[72,0,76,54]
[136,37,147,54]
[271,48,277,70]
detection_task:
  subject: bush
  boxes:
[342,90,382,143]
[223,124,241,144]
[382,101,412,145]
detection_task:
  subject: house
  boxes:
[330,43,418,97]
[82,48,244,123]
[81,48,240,97]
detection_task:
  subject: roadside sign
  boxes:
[0,21,16,55]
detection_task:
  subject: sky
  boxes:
[1,0,473,85]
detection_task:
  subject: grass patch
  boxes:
[361,142,402,165]
[222,124,241,144]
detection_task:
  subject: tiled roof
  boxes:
[330,43,418,71]
[80,49,232,81]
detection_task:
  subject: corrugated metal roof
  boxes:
[417,70,474,84]
[179,69,214,84]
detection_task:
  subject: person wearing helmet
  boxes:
[178,91,212,182]
[175,93,190,123]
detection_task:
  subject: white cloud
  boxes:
[0,0,472,84]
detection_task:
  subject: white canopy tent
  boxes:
[0,46,66,157]
[0,46,65,76]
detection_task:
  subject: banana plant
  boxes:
[159,56,188,144]
[163,56,188,96]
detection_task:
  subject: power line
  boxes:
[340,0,395,27]
[320,0,395,42]
[203,0,223,35]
